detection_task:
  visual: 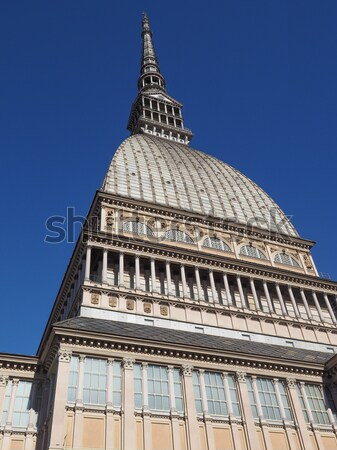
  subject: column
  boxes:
[73,356,85,450]
[223,273,233,306]
[195,267,203,301]
[141,363,149,410]
[102,249,108,284]
[311,291,325,323]
[167,366,176,412]
[300,289,313,320]
[288,286,300,318]
[235,372,259,450]
[181,365,200,450]
[122,357,136,450]
[236,275,247,309]
[324,294,337,324]
[209,270,218,303]
[286,378,314,450]
[250,278,260,311]
[198,369,216,449]
[119,252,124,287]
[273,379,296,448]
[151,258,157,293]
[135,255,141,290]
[166,261,172,295]
[48,349,72,450]
[180,264,188,298]
[223,373,242,450]
[5,378,19,428]
[275,283,287,316]
[0,375,9,422]
[84,246,92,280]
[263,280,274,313]
[251,376,273,449]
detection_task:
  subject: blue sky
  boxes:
[1,0,337,355]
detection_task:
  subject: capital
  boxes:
[181,364,193,376]
[58,348,72,363]
[122,357,135,370]
[235,372,246,383]
[0,375,9,387]
[286,377,297,389]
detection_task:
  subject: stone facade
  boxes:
[1,12,337,450]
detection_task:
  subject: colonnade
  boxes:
[83,246,337,326]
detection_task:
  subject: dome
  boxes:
[102,134,298,237]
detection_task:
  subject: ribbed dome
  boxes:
[102,134,298,237]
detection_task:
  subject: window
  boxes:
[202,237,231,252]
[246,377,292,421]
[12,381,33,428]
[204,371,228,416]
[68,355,79,402]
[148,365,170,411]
[297,383,336,425]
[239,245,267,260]
[134,364,184,413]
[122,220,153,236]
[134,364,143,409]
[165,229,194,244]
[193,371,240,417]
[83,358,107,405]
[112,361,122,408]
[274,253,300,267]
[1,380,40,429]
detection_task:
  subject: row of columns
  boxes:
[84,246,337,325]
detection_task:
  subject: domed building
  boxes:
[1,12,337,450]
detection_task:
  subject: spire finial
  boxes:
[127,13,193,145]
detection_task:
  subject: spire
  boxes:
[127,13,193,145]
[139,12,165,91]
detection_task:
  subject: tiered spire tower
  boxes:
[127,13,193,144]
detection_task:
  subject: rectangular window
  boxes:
[12,381,33,428]
[134,363,142,409]
[204,371,227,416]
[112,361,122,408]
[299,383,333,425]
[192,371,203,414]
[83,358,107,405]
[1,381,12,426]
[227,375,240,417]
[148,365,169,411]
[68,355,79,403]
[257,378,281,421]
[173,368,184,413]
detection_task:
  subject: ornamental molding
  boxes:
[96,193,312,250]
[181,364,193,376]
[58,348,72,363]
[122,357,135,369]
[0,375,9,386]
[286,377,297,389]
[46,329,326,377]
[235,372,247,382]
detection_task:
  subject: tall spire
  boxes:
[127,12,193,145]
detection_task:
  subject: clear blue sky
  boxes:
[1,0,337,355]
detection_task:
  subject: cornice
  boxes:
[43,327,326,378]
[95,191,315,250]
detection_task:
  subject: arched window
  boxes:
[274,253,300,267]
[122,220,153,236]
[202,237,231,252]
[165,229,194,244]
[239,245,267,260]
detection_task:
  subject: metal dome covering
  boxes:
[102,134,298,237]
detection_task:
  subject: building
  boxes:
[1,12,337,450]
